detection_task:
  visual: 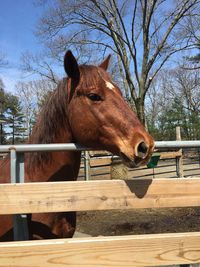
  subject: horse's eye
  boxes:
[87,93,102,101]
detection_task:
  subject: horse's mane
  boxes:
[29,78,69,145]
[26,65,109,172]
[27,78,69,171]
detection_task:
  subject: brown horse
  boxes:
[0,51,154,241]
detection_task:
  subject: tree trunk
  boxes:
[12,121,15,145]
[135,98,146,126]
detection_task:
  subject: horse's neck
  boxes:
[0,80,82,183]
[0,131,81,184]
[26,130,81,183]
[26,151,81,183]
[0,157,10,183]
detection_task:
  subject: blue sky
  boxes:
[0,0,44,92]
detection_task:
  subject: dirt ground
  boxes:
[77,150,200,237]
[77,208,200,236]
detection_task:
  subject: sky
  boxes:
[0,0,198,95]
[0,0,44,93]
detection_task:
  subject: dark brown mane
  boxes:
[27,78,69,171]
[29,78,69,145]
[78,65,123,104]
[79,65,110,88]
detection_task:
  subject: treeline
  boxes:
[0,79,55,145]
[145,67,200,140]
[0,85,26,144]
[0,62,199,145]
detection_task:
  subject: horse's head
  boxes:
[64,51,154,167]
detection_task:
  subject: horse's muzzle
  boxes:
[120,141,154,168]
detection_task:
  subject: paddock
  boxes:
[0,141,200,266]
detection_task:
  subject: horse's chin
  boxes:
[120,152,149,168]
[120,152,139,168]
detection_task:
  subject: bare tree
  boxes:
[145,72,173,128]
[167,66,200,114]
[21,52,59,85]
[35,0,200,124]
[148,63,200,116]
[181,7,200,67]
[145,66,200,139]
[16,79,56,136]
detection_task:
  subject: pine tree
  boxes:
[0,81,8,144]
[154,96,199,141]
[6,96,27,144]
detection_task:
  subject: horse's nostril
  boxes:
[138,142,148,153]
[137,142,148,158]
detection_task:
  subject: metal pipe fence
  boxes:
[0,140,200,153]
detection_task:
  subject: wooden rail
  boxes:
[1,178,200,214]
[1,178,200,266]
[0,232,200,266]
[159,151,182,159]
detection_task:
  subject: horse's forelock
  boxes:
[79,65,109,89]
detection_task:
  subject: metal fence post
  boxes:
[84,151,91,181]
[10,149,29,241]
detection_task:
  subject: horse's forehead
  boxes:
[96,70,116,92]
[80,66,118,93]
[104,80,115,91]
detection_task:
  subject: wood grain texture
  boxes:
[0,232,200,266]
[0,178,200,215]
[90,157,111,167]
[159,151,182,159]
[128,165,177,178]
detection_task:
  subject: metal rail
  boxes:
[0,140,200,153]
[155,140,200,149]
[0,143,88,152]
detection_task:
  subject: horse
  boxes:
[0,51,154,241]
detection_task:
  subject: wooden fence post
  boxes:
[176,126,184,178]
[176,127,190,267]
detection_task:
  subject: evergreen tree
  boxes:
[6,96,27,144]
[187,110,200,140]
[0,79,27,144]
[151,96,199,141]
[0,81,8,144]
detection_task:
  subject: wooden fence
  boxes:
[0,177,200,266]
[78,148,200,180]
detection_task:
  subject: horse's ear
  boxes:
[64,50,80,81]
[99,55,111,70]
